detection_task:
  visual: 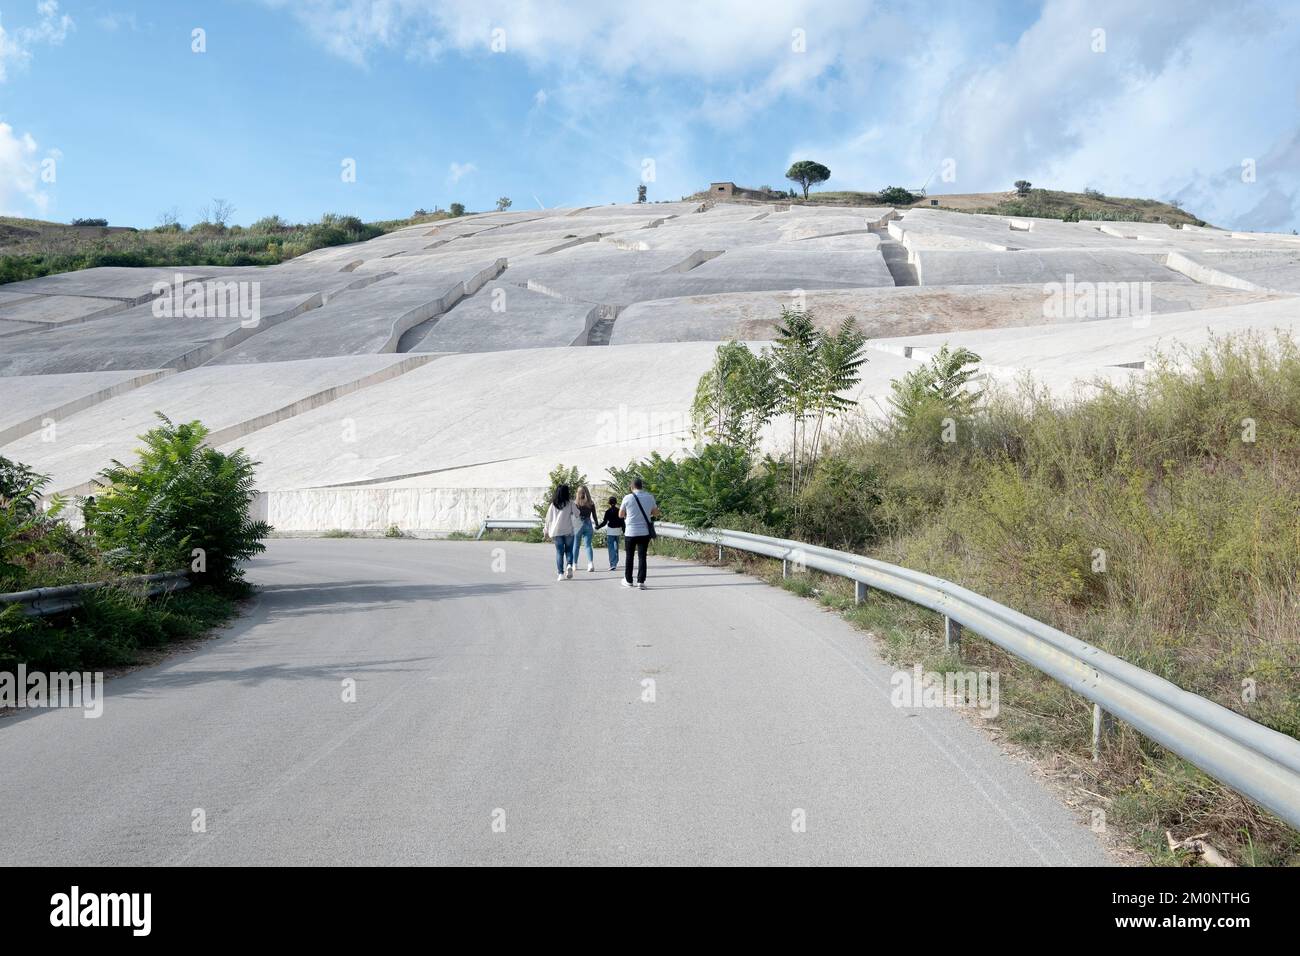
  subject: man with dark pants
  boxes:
[619,477,660,590]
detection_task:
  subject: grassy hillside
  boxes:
[959,188,1205,226]
[691,184,1209,226]
[0,210,463,287]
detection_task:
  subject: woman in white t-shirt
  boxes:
[542,484,580,581]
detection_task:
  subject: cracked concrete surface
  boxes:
[4,201,1300,530]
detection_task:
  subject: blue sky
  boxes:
[2,0,1298,231]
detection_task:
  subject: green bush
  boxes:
[251,214,288,231]
[86,415,271,583]
[0,456,80,589]
[794,456,883,552]
[609,445,778,530]
[1,213,386,287]
[0,585,242,673]
[535,464,588,518]
[886,345,983,457]
[878,186,917,205]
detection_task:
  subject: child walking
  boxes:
[595,495,624,571]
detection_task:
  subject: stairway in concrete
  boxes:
[871,226,919,286]
[584,304,622,345]
[586,315,616,345]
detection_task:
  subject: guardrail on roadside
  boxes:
[475,515,1300,829]
[474,517,545,539]
[0,570,191,618]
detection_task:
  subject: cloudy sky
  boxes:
[2,0,1298,230]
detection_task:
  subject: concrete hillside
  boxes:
[3,201,1299,532]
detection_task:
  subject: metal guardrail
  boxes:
[0,570,191,617]
[476,515,1300,829]
[475,517,545,539]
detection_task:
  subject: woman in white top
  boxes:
[542,483,580,581]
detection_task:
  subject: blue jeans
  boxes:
[605,531,620,568]
[571,520,594,566]
[553,535,573,574]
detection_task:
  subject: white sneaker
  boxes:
[587,561,594,572]
[565,564,573,579]
[621,579,633,588]
[639,583,648,590]
[557,573,565,582]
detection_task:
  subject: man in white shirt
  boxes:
[618,477,660,589]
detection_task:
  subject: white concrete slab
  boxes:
[869,296,1300,377]
[218,343,723,491]
[4,354,432,494]
[610,282,1282,344]
[0,369,173,445]
[0,319,43,338]
[0,292,321,375]
[408,281,597,353]
[205,276,490,364]
[1166,249,1300,293]
[0,267,213,304]
[0,293,127,325]
[913,249,1188,286]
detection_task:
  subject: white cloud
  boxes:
[448,161,476,183]
[260,0,879,87]
[0,15,34,81]
[97,11,139,34]
[0,122,55,215]
[30,1,72,43]
[798,0,1300,230]
[0,0,74,81]
[263,0,1300,230]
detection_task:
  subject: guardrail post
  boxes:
[475,518,488,541]
[854,580,868,605]
[944,616,962,653]
[1092,704,1115,761]
[782,558,789,579]
[717,544,723,562]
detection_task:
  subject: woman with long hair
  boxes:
[570,484,598,572]
[542,483,579,581]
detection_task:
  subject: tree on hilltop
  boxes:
[785,161,831,200]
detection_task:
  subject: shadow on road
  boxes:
[254,579,545,616]
[118,654,436,694]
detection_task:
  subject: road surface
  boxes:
[0,538,1109,865]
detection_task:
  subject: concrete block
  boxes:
[2,354,431,495]
[0,369,173,445]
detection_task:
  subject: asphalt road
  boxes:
[0,538,1109,865]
